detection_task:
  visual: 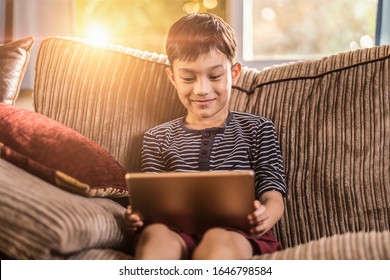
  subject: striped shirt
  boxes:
[141,111,287,198]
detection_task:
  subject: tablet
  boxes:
[125,170,255,234]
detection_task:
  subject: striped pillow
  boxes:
[0,158,129,259]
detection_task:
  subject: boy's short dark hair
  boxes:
[166,13,237,65]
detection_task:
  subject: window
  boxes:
[227,0,378,68]
[75,0,226,54]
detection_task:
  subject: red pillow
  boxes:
[0,103,127,198]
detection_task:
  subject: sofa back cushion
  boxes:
[34,37,186,172]
[230,46,390,248]
[35,37,390,249]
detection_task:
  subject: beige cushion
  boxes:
[0,37,34,105]
[34,37,186,172]
[230,46,390,248]
[0,158,129,259]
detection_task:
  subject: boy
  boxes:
[125,12,287,260]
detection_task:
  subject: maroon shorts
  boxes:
[177,228,282,257]
[130,226,282,258]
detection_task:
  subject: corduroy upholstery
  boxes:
[230,47,390,249]
[0,159,129,259]
[1,37,389,259]
[34,38,185,172]
[255,231,390,260]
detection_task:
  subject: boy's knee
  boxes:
[201,228,229,243]
[135,223,186,259]
[138,223,171,242]
[193,228,252,260]
[192,228,230,259]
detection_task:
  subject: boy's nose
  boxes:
[194,79,211,95]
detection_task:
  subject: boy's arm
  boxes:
[141,130,165,172]
[124,130,162,232]
[254,120,287,197]
[259,190,284,228]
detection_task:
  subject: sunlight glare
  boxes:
[85,23,110,44]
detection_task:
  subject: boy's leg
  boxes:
[135,223,188,259]
[192,228,253,260]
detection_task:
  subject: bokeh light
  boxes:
[203,0,218,10]
[261,7,276,21]
[184,1,201,14]
[359,35,374,48]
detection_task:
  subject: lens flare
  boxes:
[85,23,110,44]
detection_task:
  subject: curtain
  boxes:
[0,0,12,44]
[1,0,75,89]
[376,0,390,45]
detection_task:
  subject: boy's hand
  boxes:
[248,200,269,236]
[124,205,144,233]
[247,191,285,237]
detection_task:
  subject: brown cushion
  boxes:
[0,37,34,105]
[230,45,390,248]
[0,103,127,197]
[34,37,186,172]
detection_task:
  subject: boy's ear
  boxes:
[231,62,242,85]
[166,67,176,85]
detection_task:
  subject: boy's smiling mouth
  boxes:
[191,98,215,106]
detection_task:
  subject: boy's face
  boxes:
[166,49,241,129]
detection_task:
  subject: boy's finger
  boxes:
[128,213,139,221]
[130,220,144,231]
[255,202,267,215]
[253,200,261,209]
[248,200,261,221]
[125,205,131,214]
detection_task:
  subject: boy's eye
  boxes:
[209,74,223,80]
[181,77,195,82]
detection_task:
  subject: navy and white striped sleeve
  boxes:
[254,120,287,198]
[141,129,166,172]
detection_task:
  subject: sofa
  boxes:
[0,36,389,260]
